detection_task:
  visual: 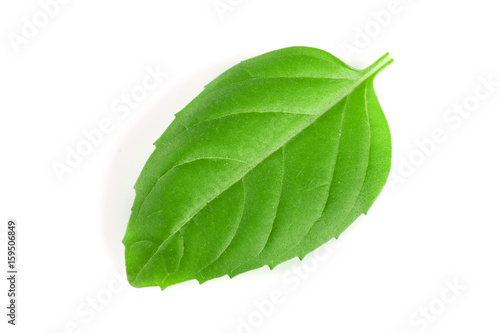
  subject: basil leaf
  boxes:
[123,46,392,289]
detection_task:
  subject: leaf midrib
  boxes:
[131,54,392,285]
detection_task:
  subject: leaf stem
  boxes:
[365,53,393,76]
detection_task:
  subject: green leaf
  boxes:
[123,46,392,289]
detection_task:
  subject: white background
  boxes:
[1,0,499,332]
